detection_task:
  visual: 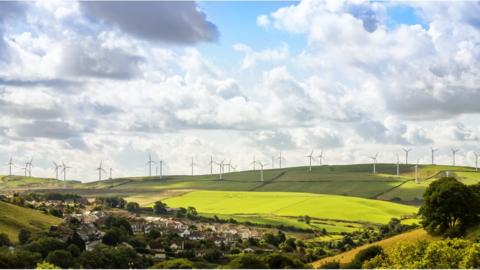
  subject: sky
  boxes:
[0,0,479,181]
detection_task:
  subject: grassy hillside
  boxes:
[0,175,79,190]
[156,190,417,224]
[312,229,432,267]
[0,201,62,242]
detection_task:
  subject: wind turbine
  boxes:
[402,148,412,164]
[96,161,106,181]
[109,168,113,179]
[369,153,378,174]
[317,151,324,165]
[7,157,14,176]
[25,158,33,177]
[189,157,197,176]
[305,150,315,172]
[255,161,267,182]
[23,161,29,177]
[230,164,237,172]
[251,156,256,171]
[396,154,400,176]
[209,156,214,174]
[61,161,71,188]
[53,161,61,179]
[215,160,225,180]
[146,154,156,177]
[474,152,479,172]
[271,156,275,169]
[224,160,232,173]
[431,147,438,165]
[277,152,285,169]
[159,160,164,179]
[451,148,460,166]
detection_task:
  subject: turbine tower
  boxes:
[396,154,400,176]
[317,151,324,165]
[26,158,33,177]
[96,161,106,181]
[252,156,256,171]
[474,152,479,172]
[305,150,315,172]
[146,154,156,177]
[209,156,214,174]
[159,160,163,179]
[53,161,61,180]
[402,148,412,164]
[7,157,14,176]
[61,161,71,188]
[277,152,285,169]
[451,148,460,166]
[189,157,197,176]
[271,156,275,169]
[23,161,29,177]
[255,161,267,182]
[109,168,113,179]
[215,160,225,180]
[369,153,378,174]
[431,147,438,165]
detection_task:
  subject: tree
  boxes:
[0,233,12,247]
[102,227,128,246]
[153,201,168,214]
[48,208,63,218]
[304,215,311,224]
[46,250,74,269]
[186,206,198,219]
[227,254,268,269]
[264,253,306,268]
[18,229,31,244]
[419,177,480,235]
[104,216,133,235]
[126,202,140,213]
[35,261,60,269]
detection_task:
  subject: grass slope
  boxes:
[0,201,62,242]
[311,229,432,267]
[159,190,418,224]
[0,175,79,190]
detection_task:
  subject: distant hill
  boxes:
[0,201,62,242]
[0,175,80,191]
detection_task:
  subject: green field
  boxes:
[158,190,417,224]
[0,175,79,190]
[0,201,62,242]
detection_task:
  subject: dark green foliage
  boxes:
[280,238,297,252]
[345,245,383,269]
[153,201,168,214]
[96,196,126,208]
[46,250,74,269]
[147,228,161,239]
[419,177,480,235]
[79,244,151,269]
[203,248,223,263]
[48,208,63,218]
[104,216,133,235]
[227,254,268,269]
[25,237,65,257]
[67,231,86,251]
[102,227,128,246]
[264,253,306,269]
[0,233,12,247]
[126,201,140,213]
[151,258,195,269]
[176,207,187,218]
[186,206,198,219]
[318,260,340,269]
[18,229,31,244]
[67,244,81,257]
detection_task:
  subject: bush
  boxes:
[344,245,383,269]
[35,261,60,269]
[126,202,140,213]
[0,233,12,247]
[318,260,340,269]
[227,254,268,269]
[153,201,168,214]
[151,258,194,269]
[18,229,31,244]
[46,250,74,269]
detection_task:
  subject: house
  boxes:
[243,248,255,253]
[179,229,190,238]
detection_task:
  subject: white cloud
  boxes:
[256,14,270,28]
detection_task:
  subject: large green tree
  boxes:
[419,177,479,235]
